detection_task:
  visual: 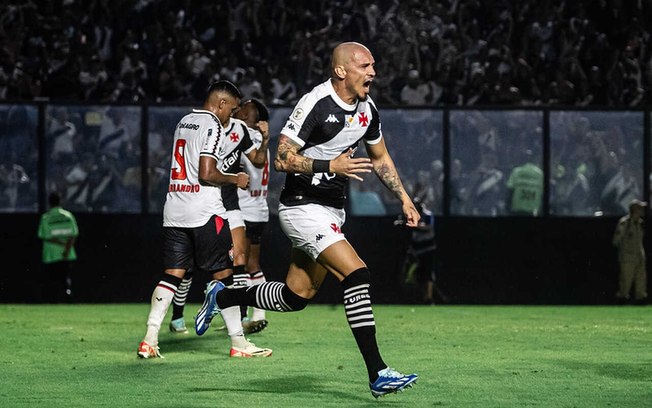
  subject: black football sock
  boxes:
[172,276,192,320]
[217,281,309,312]
[342,268,387,383]
[232,265,248,288]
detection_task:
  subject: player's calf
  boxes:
[217,281,309,312]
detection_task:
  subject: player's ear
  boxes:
[334,65,346,79]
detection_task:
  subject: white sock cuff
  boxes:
[250,270,266,286]
[221,305,244,337]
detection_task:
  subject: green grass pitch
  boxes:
[0,304,650,407]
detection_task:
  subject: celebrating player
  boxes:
[137,80,270,359]
[233,99,272,332]
[193,89,271,349]
[171,101,271,338]
[195,42,420,397]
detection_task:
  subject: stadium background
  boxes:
[0,104,649,305]
[1,0,651,305]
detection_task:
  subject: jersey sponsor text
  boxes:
[178,122,200,130]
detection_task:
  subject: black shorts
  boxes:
[244,221,267,245]
[222,185,240,211]
[163,215,233,272]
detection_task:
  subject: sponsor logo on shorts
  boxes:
[315,233,325,242]
[330,223,342,234]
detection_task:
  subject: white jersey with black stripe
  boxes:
[163,109,227,228]
[217,117,256,211]
[238,127,270,222]
[279,79,382,209]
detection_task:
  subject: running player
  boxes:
[137,80,271,359]
[196,42,420,397]
[234,99,272,333]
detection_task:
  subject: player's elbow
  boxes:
[199,169,221,187]
[198,174,212,186]
[198,169,208,185]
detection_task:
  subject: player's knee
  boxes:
[282,285,310,311]
[161,272,183,288]
[342,267,371,287]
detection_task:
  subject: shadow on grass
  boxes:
[555,360,652,381]
[159,334,210,350]
[189,375,396,403]
[189,375,317,394]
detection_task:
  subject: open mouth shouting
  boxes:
[361,78,374,97]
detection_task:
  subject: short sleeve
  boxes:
[280,93,320,147]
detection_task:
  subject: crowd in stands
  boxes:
[0,0,650,106]
[1,0,651,216]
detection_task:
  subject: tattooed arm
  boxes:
[274,134,373,180]
[366,138,420,227]
[274,135,314,173]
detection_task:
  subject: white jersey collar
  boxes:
[327,79,358,111]
[192,108,220,121]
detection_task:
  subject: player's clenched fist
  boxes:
[236,172,250,189]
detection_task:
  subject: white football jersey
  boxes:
[216,118,255,211]
[163,109,227,228]
[238,127,270,222]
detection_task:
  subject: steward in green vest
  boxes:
[38,192,78,302]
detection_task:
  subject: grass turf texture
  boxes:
[0,304,650,407]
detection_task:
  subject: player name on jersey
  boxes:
[168,183,201,193]
[248,189,267,197]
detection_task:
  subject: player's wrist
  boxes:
[312,159,330,173]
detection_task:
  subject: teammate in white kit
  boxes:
[197,43,421,397]
[170,100,270,336]
[137,80,271,359]
[234,99,272,332]
[193,91,270,345]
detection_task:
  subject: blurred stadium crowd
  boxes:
[0,0,650,106]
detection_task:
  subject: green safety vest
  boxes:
[507,163,543,215]
[37,207,79,264]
